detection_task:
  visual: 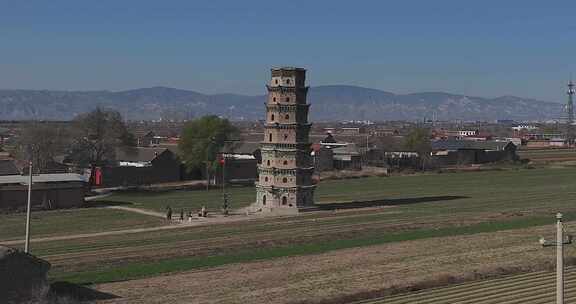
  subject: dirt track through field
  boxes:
[42,209,412,274]
[0,224,179,246]
[0,206,397,247]
[93,224,573,304]
[0,212,262,246]
[105,206,166,218]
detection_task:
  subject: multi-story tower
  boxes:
[255,67,315,213]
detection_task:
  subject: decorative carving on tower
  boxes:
[255,67,315,213]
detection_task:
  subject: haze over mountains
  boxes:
[0,85,564,122]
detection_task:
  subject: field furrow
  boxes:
[361,268,576,304]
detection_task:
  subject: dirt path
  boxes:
[0,205,392,247]
[105,206,166,218]
[93,224,571,304]
[0,212,263,246]
[85,193,113,202]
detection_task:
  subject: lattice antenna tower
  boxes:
[567,77,575,145]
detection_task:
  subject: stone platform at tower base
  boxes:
[246,203,319,216]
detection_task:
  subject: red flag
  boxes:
[95,167,102,186]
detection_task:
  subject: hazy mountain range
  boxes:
[0,85,565,122]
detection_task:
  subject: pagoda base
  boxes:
[254,184,315,213]
[246,202,318,215]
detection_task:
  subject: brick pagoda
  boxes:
[255,67,315,213]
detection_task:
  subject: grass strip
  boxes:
[53,214,571,285]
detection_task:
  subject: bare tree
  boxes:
[14,122,69,173]
[67,108,135,188]
[374,135,404,152]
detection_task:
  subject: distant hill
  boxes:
[0,85,564,121]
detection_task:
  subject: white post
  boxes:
[222,156,225,195]
[24,161,32,253]
[557,212,564,304]
[206,162,210,191]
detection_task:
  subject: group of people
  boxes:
[165,205,207,223]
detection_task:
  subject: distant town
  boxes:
[0,109,573,199]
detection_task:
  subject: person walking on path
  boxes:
[166,206,172,222]
[199,205,207,217]
[180,209,184,222]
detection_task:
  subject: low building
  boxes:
[311,144,334,172]
[218,142,260,185]
[20,161,70,175]
[0,127,12,145]
[526,133,563,141]
[525,137,567,148]
[458,130,478,137]
[384,151,420,169]
[0,173,86,211]
[431,140,518,166]
[0,159,19,176]
[313,134,362,171]
[370,129,399,137]
[525,140,551,148]
[339,127,366,135]
[332,144,362,170]
[134,130,161,147]
[549,138,567,147]
[512,125,538,131]
[96,148,181,187]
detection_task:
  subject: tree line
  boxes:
[6,108,239,188]
[3,106,435,187]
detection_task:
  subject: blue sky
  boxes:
[1,1,575,102]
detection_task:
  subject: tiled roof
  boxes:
[221,142,260,155]
[115,147,170,162]
[431,140,514,151]
[332,143,360,155]
[0,173,86,185]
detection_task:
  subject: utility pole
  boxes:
[539,213,573,304]
[365,133,369,167]
[221,154,226,196]
[220,154,228,215]
[24,161,33,253]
